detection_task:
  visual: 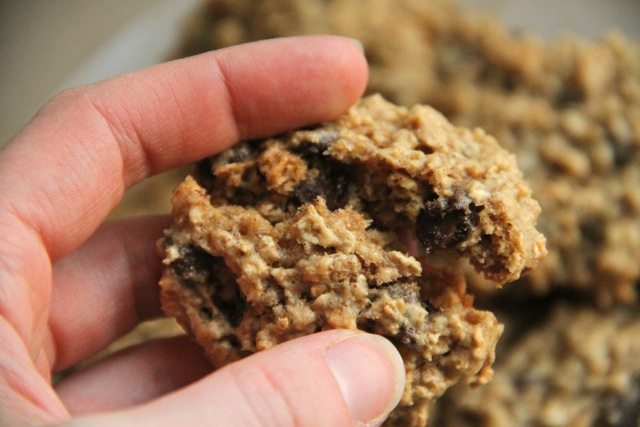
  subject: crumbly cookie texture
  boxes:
[159,95,544,425]
[180,0,640,306]
[433,303,640,427]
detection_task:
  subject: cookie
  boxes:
[432,302,640,427]
[178,0,640,306]
[158,95,545,425]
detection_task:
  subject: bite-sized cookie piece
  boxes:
[159,95,544,425]
[433,303,640,427]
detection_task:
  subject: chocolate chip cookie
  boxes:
[433,302,640,427]
[158,95,545,425]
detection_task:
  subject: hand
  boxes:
[0,36,406,426]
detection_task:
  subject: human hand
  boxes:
[0,36,405,426]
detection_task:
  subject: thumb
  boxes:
[65,330,406,427]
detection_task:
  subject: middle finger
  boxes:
[49,215,170,372]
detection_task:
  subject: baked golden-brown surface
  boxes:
[158,96,545,425]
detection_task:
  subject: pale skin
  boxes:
[0,36,406,427]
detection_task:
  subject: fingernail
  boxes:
[347,37,364,53]
[325,333,405,426]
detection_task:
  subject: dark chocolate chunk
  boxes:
[611,139,637,168]
[294,167,350,210]
[293,130,341,157]
[596,386,640,427]
[615,397,640,427]
[171,245,246,326]
[169,245,220,285]
[227,142,260,163]
[200,306,213,320]
[212,280,245,327]
[416,189,481,253]
[288,130,350,210]
[580,217,604,245]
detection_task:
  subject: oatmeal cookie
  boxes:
[158,95,545,425]
[178,0,640,305]
[432,303,640,427]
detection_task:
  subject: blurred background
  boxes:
[0,0,197,145]
[2,0,640,146]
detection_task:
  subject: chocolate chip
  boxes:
[415,190,481,253]
[597,392,640,427]
[199,141,260,180]
[161,236,174,249]
[294,166,350,210]
[200,306,213,320]
[556,85,584,108]
[223,335,243,351]
[212,280,245,327]
[169,245,219,285]
[294,178,323,205]
[580,218,604,245]
[194,158,213,177]
[227,142,260,163]
[293,130,341,157]
[616,397,640,427]
[170,245,246,326]
[356,318,377,334]
[611,140,637,168]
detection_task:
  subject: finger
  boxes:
[0,317,69,425]
[0,34,366,370]
[65,330,406,427]
[48,216,170,372]
[55,335,211,415]
[0,35,367,263]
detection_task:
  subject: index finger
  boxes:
[0,36,367,372]
[0,35,368,261]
